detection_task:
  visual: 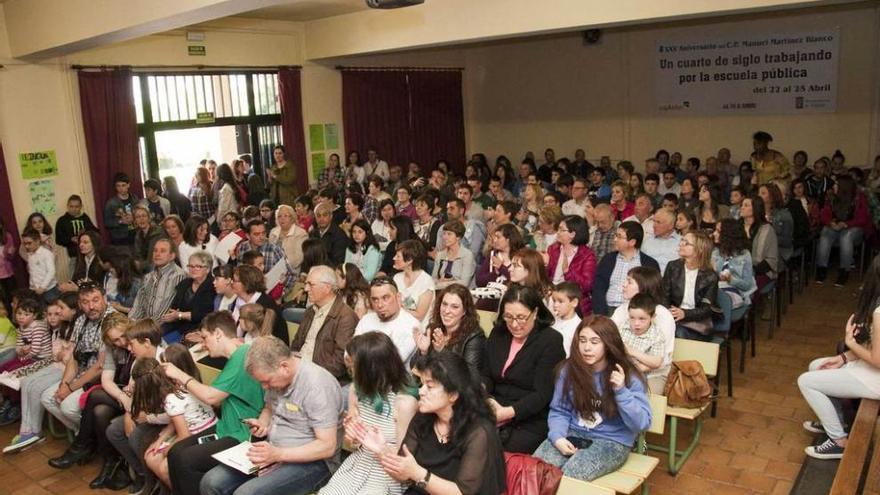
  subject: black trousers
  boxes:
[75,389,123,458]
[167,428,238,495]
[498,423,546,454]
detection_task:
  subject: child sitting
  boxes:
[0,305,17,368]
[533,315,651,481]
[551,282,582,357]
[618,294,668,394]
[0,297,52,424]
[135,345,216,491]
[237,303,277,344]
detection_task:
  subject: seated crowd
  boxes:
[0,135,877,495]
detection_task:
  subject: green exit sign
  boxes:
[188,45,206,56]
[196,112,215,124]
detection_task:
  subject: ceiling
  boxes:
[238,0,369,22]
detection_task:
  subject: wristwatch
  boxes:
[415,470,431,489]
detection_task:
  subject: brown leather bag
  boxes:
[664,360,713,408]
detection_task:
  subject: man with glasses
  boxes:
[592,222,659,315]
[641,208,681,275]
[589,204,619,260]
[562,178,590,217]
[289,266,356,383]
[129,238,186,322]
[354,276,419,362]
[309,202,348,266]
[159,251,217,343]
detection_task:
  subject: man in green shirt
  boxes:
[163,311,265,495]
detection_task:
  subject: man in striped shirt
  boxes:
[129,239,187,323]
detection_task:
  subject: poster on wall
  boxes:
[324,124,339,150]
[311,152,326,181]
[19,150,59,179]
[28,179,56,217]
[309,124,325,151]
[655,30,839,115]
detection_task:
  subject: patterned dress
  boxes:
[319,391,406,495]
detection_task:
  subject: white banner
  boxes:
[655,30,839,115]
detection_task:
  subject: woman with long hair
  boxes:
[414,284,486,384]
[741,195,779,293]
[815,175,873,286]
[520,183,544,233]
[178,214,219,269]
[336,263,370,318]
[346,150,366,186]
[695,184,728,233]
[476,223,525,289]
[377,351,506,494]
[711,218,756,308]
[393,240,435,328]
[188,166,215,223]
[798,254,880,459]
[662,231,719,341]
[379,216,418,278]
[759,183,795,263]
[678,178,699,215]
[268,144,298,206]
[534,315,650,481]
[98,247,140,314]
[372,199,396,251]
[675,208,697,236]
[162,176,191,222]
[609,181,634,222]
[237,303,277,343]
[546,215,597,315]
[58,230,104,292]
[792,178,822,237]
[509,248,553,301]
[346,218,382,282]
[321,332,418,495]
[215,163,241,224]
[482,284,566,453]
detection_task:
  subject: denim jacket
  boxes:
[711,248,757,299]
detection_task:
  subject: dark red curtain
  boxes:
[0,144,26,286]
[278,68,309,193]
[78,70,142,242]
[408,71,466,173]
[342,71,411,170]
[341,69,465,172]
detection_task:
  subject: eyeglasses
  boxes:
[187,264,207,269]
[502,309,535,326]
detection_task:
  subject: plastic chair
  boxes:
[477,309,497,337]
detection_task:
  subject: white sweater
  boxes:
[27,245,56,291]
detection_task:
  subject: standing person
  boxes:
[140,179,171,224]
[268,145,300,206]
[662,231,719,341]
[163,176,192,223]
[199,336,343,495]
[320,332,418,495]
[55,195,98,276]
[364,147,390,181]
[533,315,651,481]
[815,175,872,286]
[216,163,243,226]
[131,205,164,273]
[0,218,15,313]
[189,166,216,225]
[482,284,565,453]
[750,131,791,183]
[547,216,597,316]
[104,173,138,247]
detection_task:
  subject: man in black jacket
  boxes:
[309,202,347,266]
[55,195,97,274]
[592,221,660,315]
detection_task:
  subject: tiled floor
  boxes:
[0,278,853,494]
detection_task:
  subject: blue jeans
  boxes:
[200,459,330,495]
[533,434,630,481]
[816,226,863,269]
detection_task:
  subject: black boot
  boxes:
[104,461,132,491]
[88,457,118,489]
[48,444,94,469]
[816,266,828,284]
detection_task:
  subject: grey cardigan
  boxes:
[750,223,779,279]
[432,246,476,289]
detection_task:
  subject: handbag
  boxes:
[664,360,713,408]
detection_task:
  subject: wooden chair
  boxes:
[287,321,300,343]
[558,394,666,495]
[830,399,880,494]
[196,362,222,386]
[647,339,719,475]
[477,309,497,337]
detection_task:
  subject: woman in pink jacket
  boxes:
[546,215,598,315]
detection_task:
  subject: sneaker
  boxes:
[2,433,44,454]
[835,270,849,288]
[805,437,845,459]
[0,405,21,426]
[128,474,145,495]
[803,420,824,434]
[0,400,11,416]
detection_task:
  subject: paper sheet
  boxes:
[214,234,241,264]
[211,441,259,475]
[264,259,287,291]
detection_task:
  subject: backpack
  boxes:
[664,360,713,408]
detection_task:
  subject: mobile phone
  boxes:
[22,338,31,345]
[566,436,593,450]
[197,434,218,445]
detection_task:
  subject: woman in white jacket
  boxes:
[215,163,241,225]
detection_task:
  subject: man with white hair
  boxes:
[589,204,619,260]
[289,266,357,383]
[641,208,681,274]
[623,193,655,236]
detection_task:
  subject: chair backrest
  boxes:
[672,338,720,376]
[287,322,300,343]
[477,309,497,337]
[647,393,668,435]
[713,289,733,334]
